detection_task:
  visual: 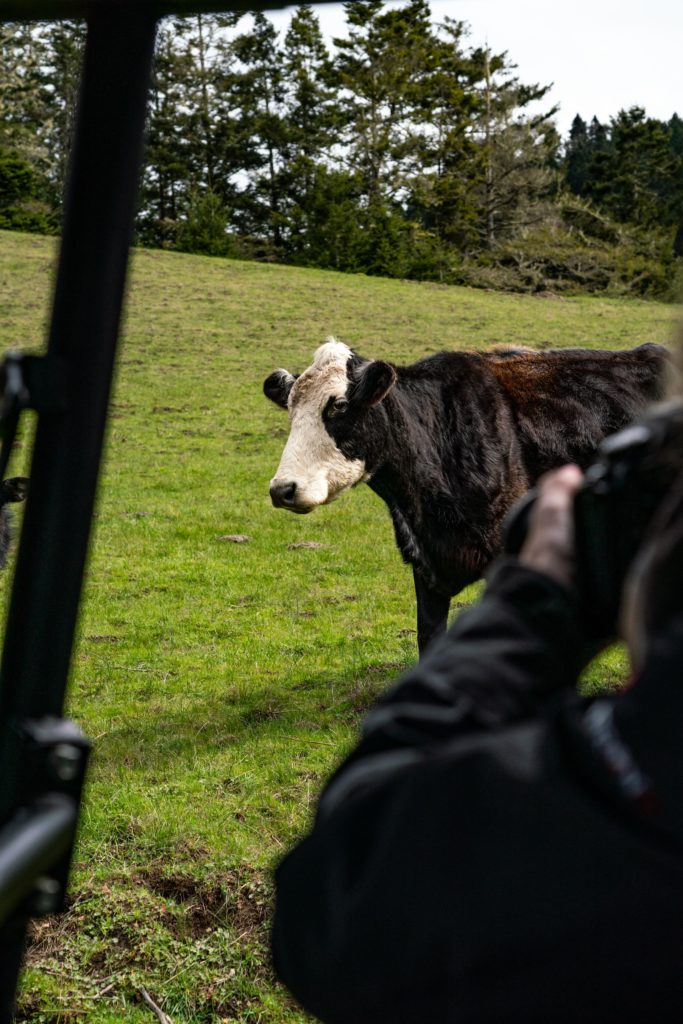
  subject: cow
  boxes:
[264,338,671,655]
[0,477,28,569]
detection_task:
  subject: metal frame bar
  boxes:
[0,0,296,18]
[0,0,338,1016]
[0,4,157,1013]
[0,5,157,729]
[0,797,76,923]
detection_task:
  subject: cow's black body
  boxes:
[0,477,27,569]
[325,344,670,653]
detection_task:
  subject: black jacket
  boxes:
[272,561,683,1023]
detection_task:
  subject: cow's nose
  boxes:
[270,480,298,507]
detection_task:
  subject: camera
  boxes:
[504,399,683,638]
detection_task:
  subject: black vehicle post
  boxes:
[0,1,337,1016]
[0,4,157,1014]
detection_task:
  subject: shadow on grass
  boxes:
[95,657,411,772]
[97,640,629,775]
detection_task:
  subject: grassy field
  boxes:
[0,229,678,1023]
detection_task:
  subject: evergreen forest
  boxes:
[2,1,682,298]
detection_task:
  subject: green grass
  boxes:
[0,229,677,1022]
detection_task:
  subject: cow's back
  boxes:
[487,343,671,481]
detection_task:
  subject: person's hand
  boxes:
[518,465,584,590]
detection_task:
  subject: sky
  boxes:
[266,0,683,138]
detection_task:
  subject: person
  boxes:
[271,453,683,1023]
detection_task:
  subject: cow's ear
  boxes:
[263,369,298,409]
[351,360,396,408]
[0,477,28,504]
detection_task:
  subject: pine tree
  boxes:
[669,113,683,159]
[469,46,559,248]
[333,0,434,205]
[0,25,44,157]
[564,114,590,194]
[301,165,367,271]
[176,187,233,256]
[0,144,51,232]
[329,0,443,274]
[667,114,683,256]
[586,116,607,149]
[172,13,242,200]
[39,21,86,211]
[0,21,85,221]
[230,12,287,249]
[406,16,483,250]
[139,21,194,245]
[577,116,613,205]
[279,5,340,262]
[585,107,681,229]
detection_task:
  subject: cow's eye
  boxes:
[327,397,348,418]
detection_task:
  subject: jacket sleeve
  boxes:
[272,559,591,1022]
[319,558,588,816]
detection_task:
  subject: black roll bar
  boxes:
[0,1,335,1017]
[0,6,157,1013]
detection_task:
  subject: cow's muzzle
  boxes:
[269,479,311,512]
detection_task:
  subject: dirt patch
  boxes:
[241,701,284,725]
[216,534,251,543]
[21,868,278,1022]
[287,540,329,550]
[27,868,273,954]
[344,681,378,715]
[26,901,78,959]
[85,635,120,644]
[137,866,273,939]
[291,679,317,691]
[365,661,402,678]
[12,996,44,1024]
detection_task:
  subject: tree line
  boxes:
[1,2,682,297]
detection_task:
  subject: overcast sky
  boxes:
[266,0,683,137]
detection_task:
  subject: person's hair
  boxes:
[622,321,683,662]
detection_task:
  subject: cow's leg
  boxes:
[413,568,451,657]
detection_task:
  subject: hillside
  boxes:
[0,230,678,1022]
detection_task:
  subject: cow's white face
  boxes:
[264,338,396,513]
